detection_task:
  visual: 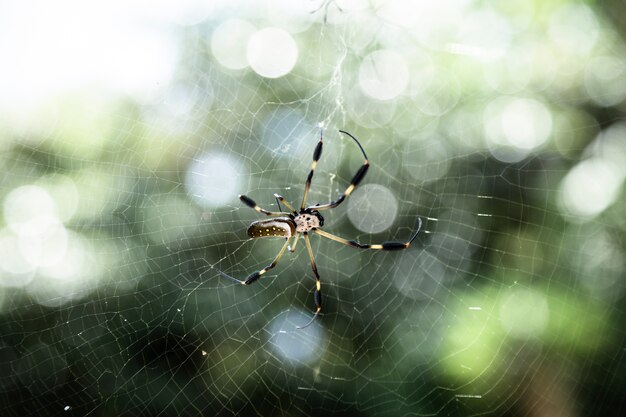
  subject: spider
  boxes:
[220,129,422,328]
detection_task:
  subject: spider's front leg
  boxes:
[309,130,369,211]
[274,193,297,214]
[300,129,324,210]
[239,194,290,216]
[314,217,423,251]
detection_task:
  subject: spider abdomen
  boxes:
[247,217,296,238]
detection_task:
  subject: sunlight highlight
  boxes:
[548,4,599,57]
[185,153,244,208]
[456,9,512,58]
[358,50,409,101]
[247,28,299,78]
[269,310,325,364]
[0,230,36,288]
[584,56,626,107]
[0,1,178,115]
[500,99,552,149]
[211,19,257,70]
[559,158,623,219]
[402,0,469,46]
[4,186,57,237]
[25,231,98,307]
[36,175,79,223]
[1,184,103,305]
[18,219,68,269]
[484,97,553,162]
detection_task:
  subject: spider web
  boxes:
[1,1,625,416]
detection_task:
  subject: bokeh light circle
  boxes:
[185,153,244,208]
[584,56,626,107]
[485,97,553,150]
[358,49,409,101]
[247,28,298,78]
[268,309,325,364]
[4,185,58,236]
[500,98,553,149]
[347,184,398,234]
[484,96,553,162]
[211,19,256,70]
[0,230,35,288]
[559,157,623,219]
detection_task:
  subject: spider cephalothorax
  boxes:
[220,129,422,329]
[294,209,324,233]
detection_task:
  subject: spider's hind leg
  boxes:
[288,233,300,253]
[219,237,292,285]
[297,233,322,329]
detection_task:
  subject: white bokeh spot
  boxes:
[268,309,325,364]
[185,153,244,208]
[359,50,409,101]
[247,28,298,79]
[484,97,553,163]
[500,98,552,150]
[4,185,58,237]
[347,184,398,234]
[559,157,624,219]
[211,19,256,70]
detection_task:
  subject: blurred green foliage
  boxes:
[0,1,624,416]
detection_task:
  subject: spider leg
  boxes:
[218,236,292,285]
[300,129,324,210]
[313,217,422,250]
[296,233,322,329]
[288,233,300,253]
[275,195,283,212]
[239,194,291,216]
[308,130,369,211]
[274,193,297,214]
